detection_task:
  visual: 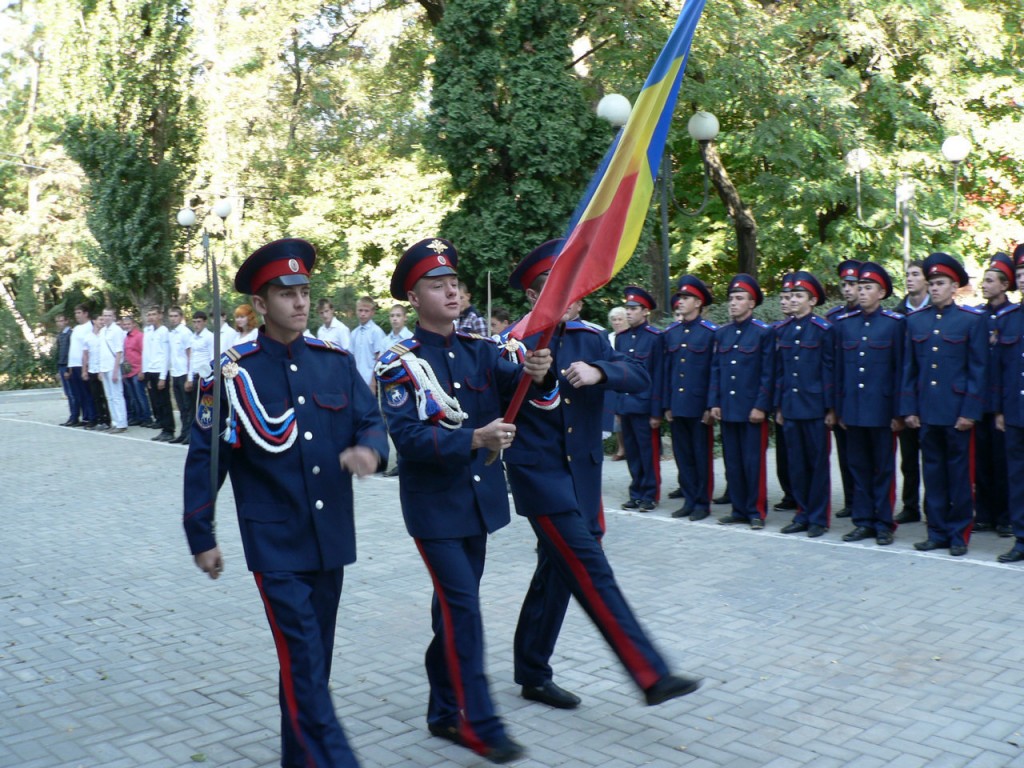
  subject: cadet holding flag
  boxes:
[183,239,389,768]
[900,252,987,557]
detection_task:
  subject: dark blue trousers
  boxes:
[669,417,713,513]
[720,420,769,521]
[845,426,897,532]
[415,536,506,754]
[974,414,1008,528]
[68,366,95,422]
[621,413,660,503]
[898,426,922,513]
[775,421,794,502]
[513,536,572,688]
[253,569,358,768]
[920,425,975,547]
[833,425,854,510]
[57,365,77,420]
[1002,426,1024,553]
[782,418,831,528]
[523,511,669,691]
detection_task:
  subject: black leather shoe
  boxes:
[670,507,691,519]
[773,499,798,511]
[83,422,96,430]
[894,509,921,524]
[842,526,874,542]
[522,681,581,709]
[834,507,851,519]
[427,721,463,745]
[668,488,684,499]
[718,514,747,525]
[949,544,968,557]
[482,735,526,764]
[152,431,174,442]
[781,522,808,534]
[689,509,710,522]
[644,674,703,705]
[973,522,994,532]
[914,539,946,552]
[749,517,764,530]
[998,549,1024,563]
[169,434,185,444]
[876,530,894,546]
[807,525,827,538]
[712,493,730,505]
[61,419,80,427]
[622,500,640,510]
[638,500,656,512]
[997,525,1014,538]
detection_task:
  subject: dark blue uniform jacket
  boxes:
[834,308,905,427]
[709,316,774,420]
[662,316,718,418]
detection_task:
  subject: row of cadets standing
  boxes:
[774,271,835,538]
[710,275,775,528]
[832,262,905,544]
[993,245,1024,562]
[613,287,664,511]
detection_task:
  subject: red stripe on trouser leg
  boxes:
[651,427,661,502]
[413,539,487,755]
[966,428,976,544]
[889,433,898,526]
[597,499,606,537]
[536,515,661,689]
[825,429,832,528]
[706,423,715,500]
[756,422,769,519]
[254,573,315,768]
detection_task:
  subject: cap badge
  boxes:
[288,258,299,273]
[427,239,448,254]
[437,255,448,265]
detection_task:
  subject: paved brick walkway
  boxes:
[3,388,1024,767]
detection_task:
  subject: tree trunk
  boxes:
[0,280,40,352]
[701,141,758,276]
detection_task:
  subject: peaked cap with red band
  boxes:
[509,239,563,291]
[623,286,656,311]
[1013,243,1024,269]
[781,273,796,292]
[789,270,824,304]
[390,237,458,300]
[675,275,713,306]
[857,261,893,299]
[837,259,863,283]
[727,273,764,306]
[235,238,315,294]
[923,251,969,287]
[987,252,1017,290]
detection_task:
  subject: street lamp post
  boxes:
[846,137,970,272]
[176,198,233,502]
[597,94,719,316]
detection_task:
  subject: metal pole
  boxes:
[660,153,672,321]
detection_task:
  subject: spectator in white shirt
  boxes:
[316,298,352,350]
[82,318,110,429]
[351,296,387,392]
[234,303,259,345]
[97,307,129,431]
[167,305,194,444]
[190,310,215,378]
[385,303,413,346]
[143,305,175,442]
[219,310,239,349]
[67,303,97,425]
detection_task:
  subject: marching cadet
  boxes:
[834,262,905,545]
[374,237,551,764]
[774,271,835,538]
[974,252,1015,536]
[900,252,987,557]
[826,259,862,519]
[710,274,775,529]
[183,239,389,768]
[662,275,718,520]
[503,240,702,711]
[893,259,930,524]
[994,243,1024,562]
[614,286,664,511]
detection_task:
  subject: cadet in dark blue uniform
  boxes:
[375,238,551,764]
[772,276,798,513]
[183,239,389,768]
[973,252,1015,536]
[710,274,774,528]
[825,259,862,519]
[614,287,664,511]
[834,262,905,545]
[900,252,987,557]
[994,243,1024,562]
[662,276,717,520]
[503,240,702,712]
[774,272,835,537]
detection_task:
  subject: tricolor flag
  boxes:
[512,0,708,339]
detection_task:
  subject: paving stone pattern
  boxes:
[3,389,1024,767]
